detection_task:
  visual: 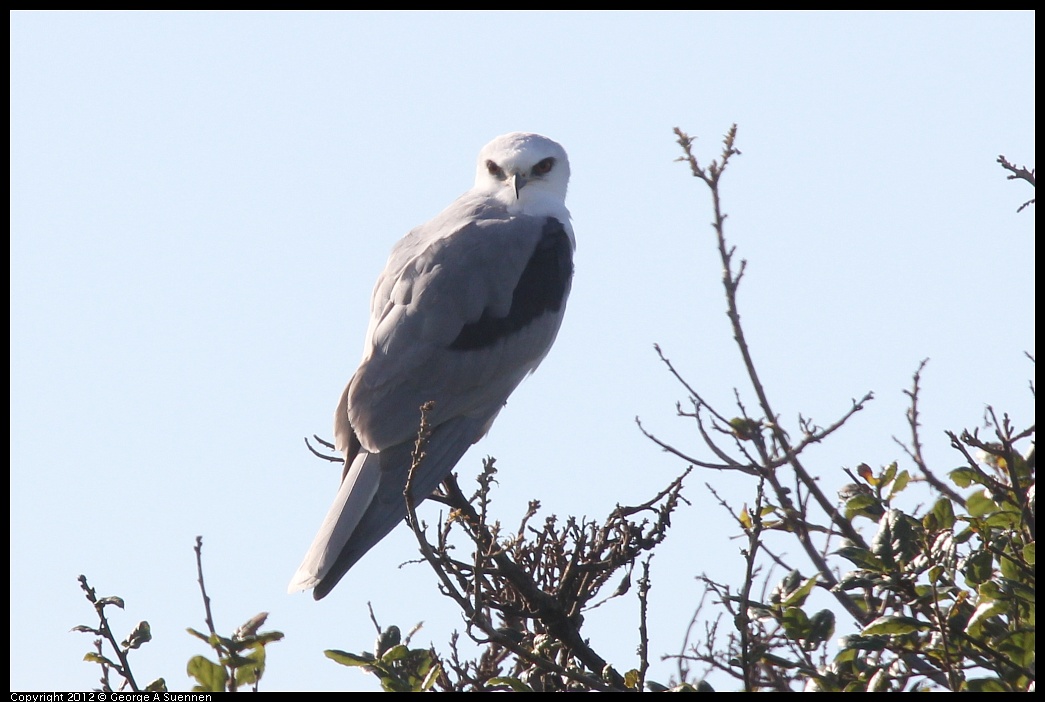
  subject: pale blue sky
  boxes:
[11,11,1034,692]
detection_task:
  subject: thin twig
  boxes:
[77,575,140,692]
[193,536,233,691]
[996,155,1035,212]
[895,360,967,506]
[637,557,653,691]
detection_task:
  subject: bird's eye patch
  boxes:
[486,160,504,178]
[532,157,555,176]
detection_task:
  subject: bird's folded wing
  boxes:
[349,208,571,451]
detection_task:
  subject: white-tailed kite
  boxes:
[289,132,574,599]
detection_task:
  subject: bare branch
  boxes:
[997,154,1035,212]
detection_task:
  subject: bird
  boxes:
[289,132,574,600]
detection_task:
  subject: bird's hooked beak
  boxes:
[508,172,529,199]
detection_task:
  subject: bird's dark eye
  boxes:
[532,157,555,176]
[486,160,504,178]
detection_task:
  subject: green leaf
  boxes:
[325,649,376,667]
[624,669,641,689]
[973,576,1007,601]
[380,643,411,662]
[835,572,878,590]
[835,546,887,572]
[770,569,802,604]
[1023,541,1035,565]
[834,646,857,663]
[807,609,836,647]
[420,661,442,691]
[229,648,261,669]
[187,655,227,692]
[881,461,898,487]
[781,607,810,640]
[886,469,910,499]
[144,678,167,692]
[861,615,929,635]
[122,620,151,650]
[871,509,920,567]
[965,601,1007,637]
[781,575,819,608]
[966,490,998,517]
[728,417,761,441]
[379,674,412,693]
[83,652,117,668]
[996,630,1035,669]
[927,531,955,564]
[406,650,434,681]
[963,551,993,586]
[984,510,1021,529]
[1003,578,1035,604]
[233,644,265,687]
[253,631,285,646]
[488,676,533,691]
[949,467,985,488]
[844,493,884,521]
[185,627,211,643]
[1000,550,1022,579]
[234,663,259,687]
[926,498,956,531]
[838,634,889,652]
[214,634,236,650]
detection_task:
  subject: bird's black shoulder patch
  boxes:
[449,218,572,351]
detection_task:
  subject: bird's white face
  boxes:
[474,132,570,216]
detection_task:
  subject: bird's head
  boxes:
[474,132,570,216]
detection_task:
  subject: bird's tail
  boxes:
[288,414,486,599]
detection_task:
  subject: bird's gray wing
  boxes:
[348,201,573,451]
[291,199,572,597]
